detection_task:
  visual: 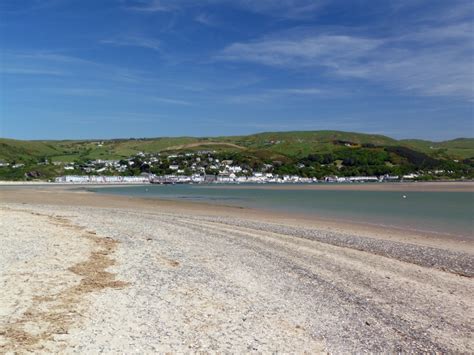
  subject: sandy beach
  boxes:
[1,186,473,353]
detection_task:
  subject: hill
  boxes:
[400,138,474,159]
[0,131,473,181]
[1,131,472,163]
[0,139,62,162]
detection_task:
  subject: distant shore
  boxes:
[1,180,473,192]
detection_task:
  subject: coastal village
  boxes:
[1,134,471,183]
[52,150,422,184]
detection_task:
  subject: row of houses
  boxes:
[151,174,318,184]
[55,172,416,184]
[324,174,419,182]
[54,174,314,185]
[54,175,150,184]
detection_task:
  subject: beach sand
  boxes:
[1,186,473,352]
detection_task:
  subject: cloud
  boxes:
[0,67,65,76]
[152,96,192,105]
[14,52,97,65]
[0,0,70,14]
[233,0,327,19]
[273,88,324,95]
[39,87,111,97]
[100,36,161,51]
[397,23,473,43]
[226,87,333,103]
[122,0,325,18]
[123,0,173,12]
[4,51,150,83]
[219,34,381,66]
[195,13,215,26]
[218,22,474,100]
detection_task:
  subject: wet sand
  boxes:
[1,186,473,352]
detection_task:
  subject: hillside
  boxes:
[400,138,474,160]
[0,139,62,162]
[1,131,473,163]
[1,131,473,181]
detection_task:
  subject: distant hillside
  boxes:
[400,138,474,159]
[225,131,399,157]
[1,131,473,163]
[0,139,62,161]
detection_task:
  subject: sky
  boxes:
[0,0,473,140]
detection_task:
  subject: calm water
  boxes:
[90,184,474,238]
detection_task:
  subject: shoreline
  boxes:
[202,181,474,192]
[1,185,472,253]
[0,180,473,192]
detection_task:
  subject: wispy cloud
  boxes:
[100,36,161,51]
[218,21,474,100]
[219,33,381,66]
[121,0,326,18]
[39,87,111,97]
[14,52,97,65]
[152,96,192,105]
[272,88,325,95]
[226,87,333,103]
[122,0,173,12]
[233,0,327,19]
[195,13,215,26]
[5,50,150,83]
[0,0,69,14]
[0,67,65,76]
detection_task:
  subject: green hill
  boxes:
[0,139,62,162]
[1,131,473,181]
[400,138,474,159]
[1,131,473,163]
[226,131,399,157]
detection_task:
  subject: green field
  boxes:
[1,131,473,163]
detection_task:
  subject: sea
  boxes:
[90,184,474,239]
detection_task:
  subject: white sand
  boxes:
[1,200,473,353]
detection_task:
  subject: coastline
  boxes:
[1,185,473,352]
[202,181,474,192]
[1,180,473,192]
[1,185,472,251]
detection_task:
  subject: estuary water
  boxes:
[90,184,474,238]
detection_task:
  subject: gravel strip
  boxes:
[187,215,474,277]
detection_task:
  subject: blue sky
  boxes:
[1,0,473,140]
